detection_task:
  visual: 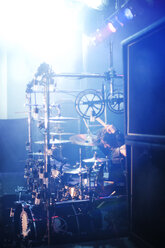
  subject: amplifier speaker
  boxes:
[127,144,165,247]
[123,17,165,248]
[123,17,165,142]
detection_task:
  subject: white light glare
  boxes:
[82,0,105,10]
[0,0,80,63]
[108,23,117,33]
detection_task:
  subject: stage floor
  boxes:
[35,237,139,248]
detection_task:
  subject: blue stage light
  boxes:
[124,8,134,20]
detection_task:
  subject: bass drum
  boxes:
[14,202,46,247]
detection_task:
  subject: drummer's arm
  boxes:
[105,124,116,134]
[119,144,126,157]
[112,145,126,158]
[96,117,116,134]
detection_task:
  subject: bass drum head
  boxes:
[14,202,46,246]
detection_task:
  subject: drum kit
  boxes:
[13,63,125,246]
[24,64,120,206]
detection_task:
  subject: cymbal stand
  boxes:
[43,74,52,246]
[26,89,32,154]
[87,152,97,201]
[79,148,83,200]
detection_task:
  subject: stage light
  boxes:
[0,0,81,69]
[124,8,134,20]
[107,22,117,33]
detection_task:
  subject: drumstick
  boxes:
[96,117,107,128]
[96,117,116,134]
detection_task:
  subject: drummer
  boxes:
[97,124,126,159]
[97,124,126,195]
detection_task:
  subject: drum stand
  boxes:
[79,148,83,200]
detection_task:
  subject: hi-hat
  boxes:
[70,134,98,146]
[83,157,109,163]
[35,139,70,145]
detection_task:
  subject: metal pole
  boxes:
[52,72,123,79]
[44,75,51,246]
[44,77,50,175]
[109,40,114,95]
[27,92,32,153]
[103,84,107,125]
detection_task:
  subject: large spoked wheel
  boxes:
[75,89,105,119]
[107,91,124,114]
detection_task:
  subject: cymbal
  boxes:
[49,116,78,121]
[50,132,75,136]
[83,157,109,163]
[35,139,70,145]
[49,120,66,123]
[70,134,98,146]
[29,152,44,156]
[64,167,87,174]
[62,163,79,172]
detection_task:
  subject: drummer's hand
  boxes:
[105,124,116,134]
[119,144,126,157]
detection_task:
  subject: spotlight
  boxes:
[124,8,134,20]
[107,22,117,33]
[106,6,134,34]
[116,7,134,25]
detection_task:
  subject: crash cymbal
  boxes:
[49,116,78,121]
[70,134,98,146]
[50,132,75,136]
[35,139,70,145]
[83,157,109,163]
